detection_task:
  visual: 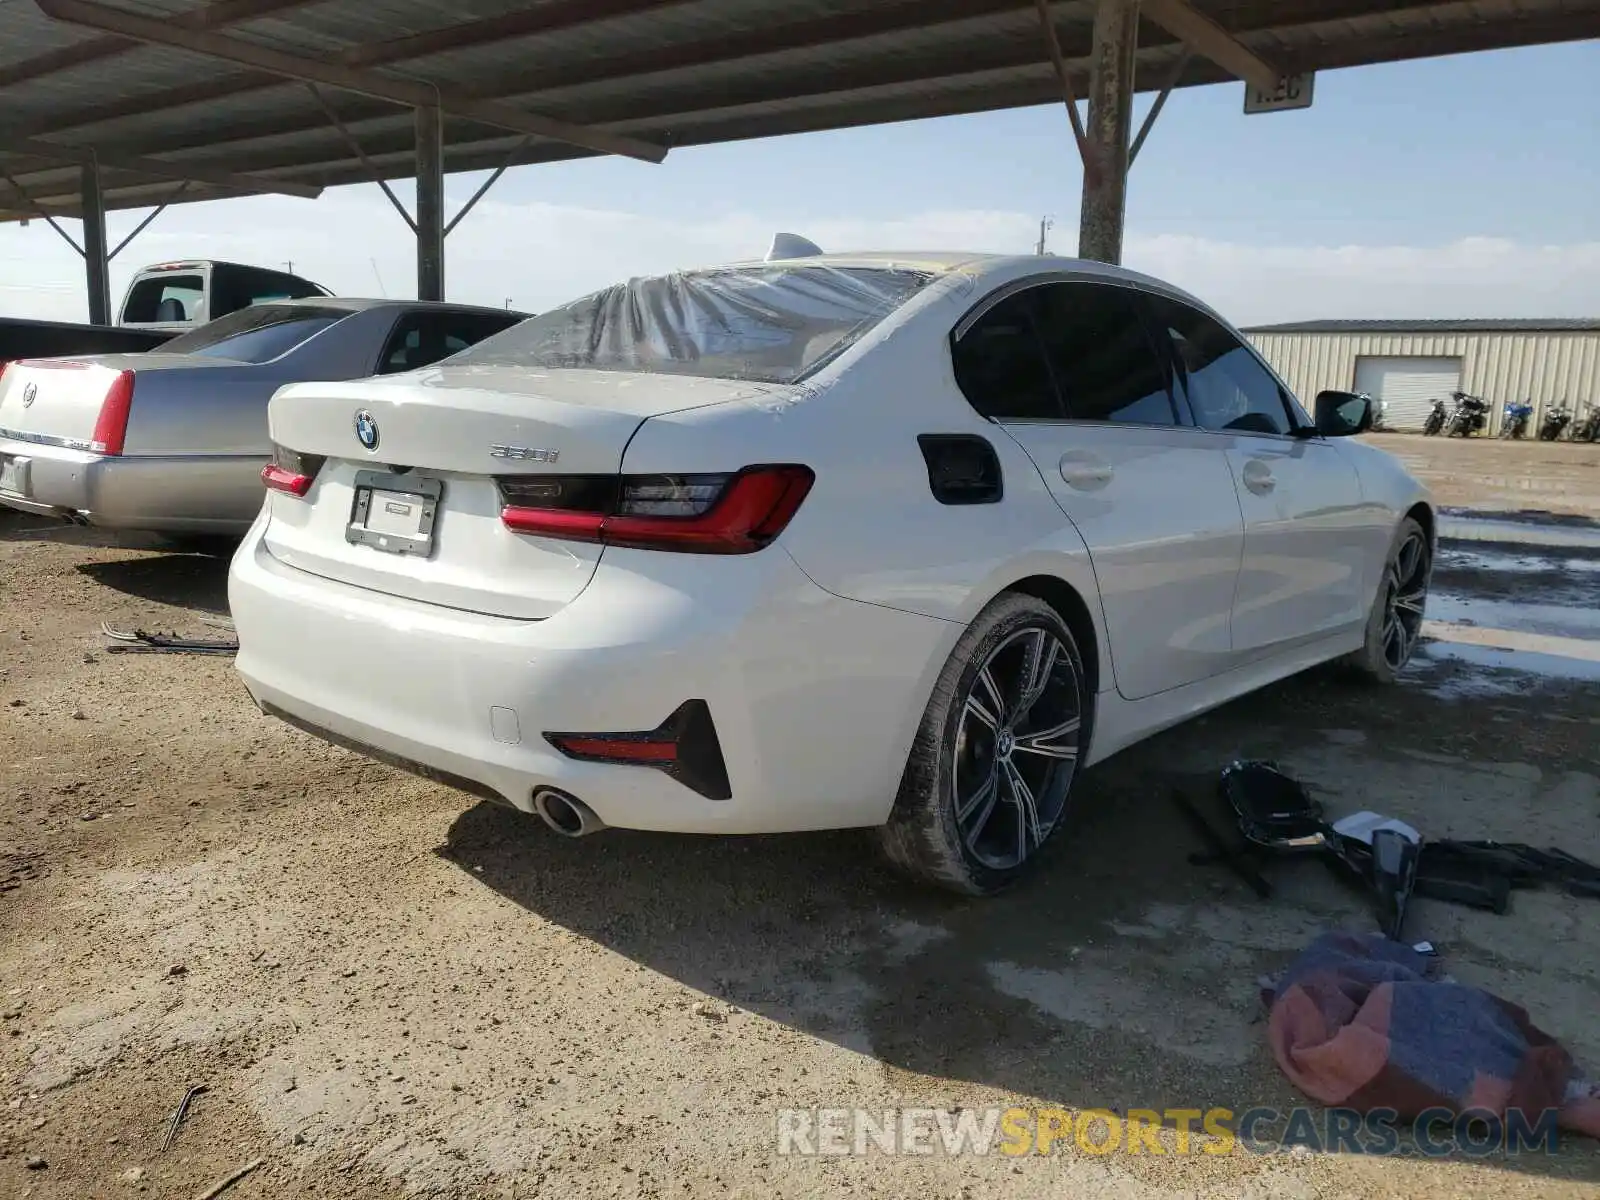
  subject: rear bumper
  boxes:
[229,522,958,834]
[0,434,263,533]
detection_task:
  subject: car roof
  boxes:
[263,297,530,318]
[712,250,1188,291]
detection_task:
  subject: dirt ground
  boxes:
[1366,430,1600,518]
[3,433,1600,1199]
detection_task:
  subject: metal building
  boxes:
[1245,319,1600,435]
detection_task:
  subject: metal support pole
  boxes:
[415,102,445,301]
[80,159,112,325]
[1077,0,1139,265]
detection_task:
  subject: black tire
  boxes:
[879,592,1089,895]
[1343,517,1431,685]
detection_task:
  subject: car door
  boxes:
[1143,294,1371,655]
[953,280,1244,700]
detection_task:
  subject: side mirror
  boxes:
[1312,390,1373,437]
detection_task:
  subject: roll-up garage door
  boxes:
[1353,356,1463,430]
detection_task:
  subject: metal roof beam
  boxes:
[29,0,1032,141]
[33,0,669,164]
[1138,0,1280,90]
[339,0,702,69]
[0,133,323,199]
[0,0,327,90]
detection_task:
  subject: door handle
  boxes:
[1241,458,1275,495]
[1059,451,1113,491]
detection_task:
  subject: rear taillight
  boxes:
[498,465,813,554]
[88,370,135,455]
[261,446,325,497]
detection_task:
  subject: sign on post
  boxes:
[1244,73,1315,114]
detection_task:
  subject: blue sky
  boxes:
[4,39,1598,323]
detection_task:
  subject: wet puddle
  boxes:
[1436,546,1600,576]
[1427,591,1600,640]
[1410,638,1600,700]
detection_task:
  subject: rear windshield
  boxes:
[121,274,204,324]
[453,265,933,384]
[159,304,349,364]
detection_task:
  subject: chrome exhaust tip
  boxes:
[531,788,605,838]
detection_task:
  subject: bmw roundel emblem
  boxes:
[22,382,37,408]
[354,409,379,451]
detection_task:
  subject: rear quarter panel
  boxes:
[123,308,393,456]
[618,267,1112,689]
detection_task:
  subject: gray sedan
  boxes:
[0,298,526,536]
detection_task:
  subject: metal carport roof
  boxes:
[4,0,1598,222]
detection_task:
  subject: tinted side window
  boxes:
[951,290,1061,420]
[1147,297,1294,435]
[378,312,523,374]
[1032,283,1176,425]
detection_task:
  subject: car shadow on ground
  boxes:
[440,669,1599,1181]
[76,551,232,615]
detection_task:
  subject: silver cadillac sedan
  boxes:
[0,298,525,538]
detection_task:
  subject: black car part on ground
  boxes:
[102,623,238,655]
[1183,762,1600,935]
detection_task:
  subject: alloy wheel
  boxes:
[1381,529,1430,671]
[951,627,1081,870]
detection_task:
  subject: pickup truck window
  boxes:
[122,274,204,323]
[159,304,349,364]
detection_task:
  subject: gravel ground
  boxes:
[3,433,1600,1199]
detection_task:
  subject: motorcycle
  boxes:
[1572,403,1600,443]
[1538,403,1573,441]
[1499,399,1533,439]
[1366,393,1390,432]
[1423,398,1449,436]
[1447,391,1489,438]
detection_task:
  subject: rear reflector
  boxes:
[88,370,135,455]
[547,736,677,763]
[500,465,813,554]
[545,700,731,800]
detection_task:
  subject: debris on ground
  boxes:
[1182,761,1600,930]
[101,622,238,656]
[193,1157,264,1200]
[162,1084,208,1153]
[1263,931,1600,1136]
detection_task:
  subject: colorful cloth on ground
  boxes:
[1264,931,1600,1136]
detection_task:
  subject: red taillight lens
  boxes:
[261,446,325,497]
[498,465,813,554]
[88,370,135,455]
[261,463,312,496]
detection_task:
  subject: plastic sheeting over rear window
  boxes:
[454,265,933,385]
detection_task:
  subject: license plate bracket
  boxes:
[346,470,442,557]
[0,454,31,498]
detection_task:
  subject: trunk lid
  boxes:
[0,357,141,451]
[262,364,780,619]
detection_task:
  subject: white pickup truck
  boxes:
[0,259,333,364]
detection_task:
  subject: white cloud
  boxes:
[3,189,1597,326]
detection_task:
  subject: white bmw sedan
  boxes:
[230,250,1433,894]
